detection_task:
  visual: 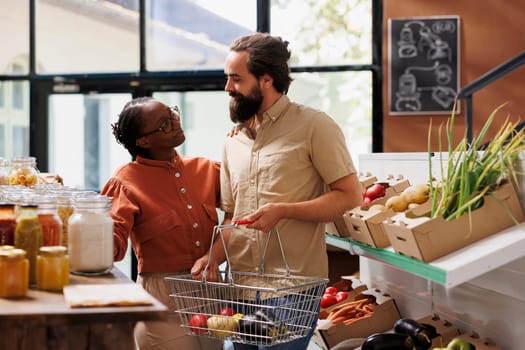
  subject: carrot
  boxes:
[327,304,358,321]
[343,313,372,325]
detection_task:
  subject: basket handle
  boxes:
[201,225,291,284]
[260,227,291,276]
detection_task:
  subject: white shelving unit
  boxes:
[327,220,525,288]
[336,152,525,350]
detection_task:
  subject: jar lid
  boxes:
[0,248,26,259]
[0,245,15,251]
[39,246,67,256]
[0,203,15,208]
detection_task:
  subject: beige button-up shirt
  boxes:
[220,95,356,280]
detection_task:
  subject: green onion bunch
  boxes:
[428,103,525,221]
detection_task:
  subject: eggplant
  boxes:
[238,309,288,343]
[394,318,438,349]
[361,333,415,350]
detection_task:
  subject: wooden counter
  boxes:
[0,267,168,350]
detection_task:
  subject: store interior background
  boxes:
[2,1,525,349]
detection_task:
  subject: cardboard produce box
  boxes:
[341,176,410,244]
[382,182,524,262]
[330,174,380,238]
[416,314,459,348]
[314,289,401,349]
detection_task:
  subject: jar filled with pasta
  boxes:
[0,157,10,186]
[9,157,39,187]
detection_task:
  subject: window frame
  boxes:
[24,0,383,170]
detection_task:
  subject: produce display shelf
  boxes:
[326,221,525,288]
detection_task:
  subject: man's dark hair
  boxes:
[230,32,293,94]
[111,96,152,158]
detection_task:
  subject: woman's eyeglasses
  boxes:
[139,106,181,138]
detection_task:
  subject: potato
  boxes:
[401,183,430,204]
[385,195,409,212]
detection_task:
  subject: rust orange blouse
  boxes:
[101,154,220,273]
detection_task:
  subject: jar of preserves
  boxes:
[9,156,39,187]
[36,246,69,292]
[0,203,17,246]
[14,204,43,285]
[35,195,62,246]
[68,195,113,275]
[0,248,29,297]
[0,157,10,185]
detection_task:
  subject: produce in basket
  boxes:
[207,313,243,338]
[189,314,208,334]
[238,309,288,342]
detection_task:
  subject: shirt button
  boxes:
[181,188,187,194]
[195,241,201,247]
[187,204,193,209]
[193,223,199,229]
[175,172,181,178]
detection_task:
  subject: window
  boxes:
[5,0,380,280]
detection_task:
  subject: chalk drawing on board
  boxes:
[389,16,460,115]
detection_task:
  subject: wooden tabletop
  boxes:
[0,267,168,326]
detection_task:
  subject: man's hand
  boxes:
[244,203,285,233]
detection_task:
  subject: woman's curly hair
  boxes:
[111,97,153,158]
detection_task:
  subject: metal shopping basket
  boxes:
[165,223,328,346]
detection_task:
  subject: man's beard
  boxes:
[229,86,263,123]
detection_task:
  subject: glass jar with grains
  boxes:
[68,195,114,275]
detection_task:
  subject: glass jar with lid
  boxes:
[55,190,75,247]
[0,157,10,185]
[35,195,62,246]
[68,195,114,275]
[36,245,69,292]
[0,248,29,297]
[14,204,43,285]
[9,156,39,187]
[0,203,17,246]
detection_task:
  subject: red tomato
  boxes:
[320,294,338,308]
[219,307,235,316]
[324,286,338,295]
[189,314,208,334]
[335,291,349,303]
[365,183,386,201]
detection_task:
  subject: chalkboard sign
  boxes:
[388,16,460,115]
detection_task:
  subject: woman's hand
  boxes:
[191,254,219,282]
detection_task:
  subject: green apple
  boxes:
[446,337,475,350]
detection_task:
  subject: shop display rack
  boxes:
[326,221,525,288]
